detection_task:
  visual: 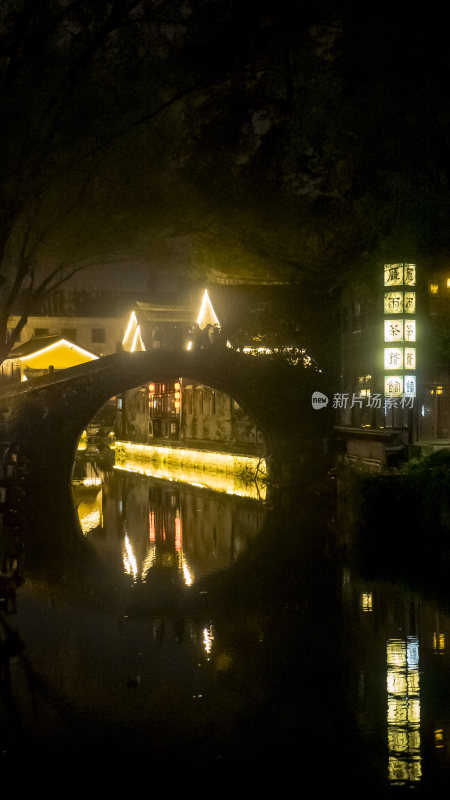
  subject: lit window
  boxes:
[430,283,439,294]
[447,277,450,288]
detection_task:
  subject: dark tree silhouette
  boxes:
[1,1,449,365]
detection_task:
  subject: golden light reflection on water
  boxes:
[123,534,138,580]
[203,624,215,655]
[73,486,103,535]
[387,637,422,785]
[74,451,265,589]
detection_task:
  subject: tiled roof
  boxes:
[7,335,98,359]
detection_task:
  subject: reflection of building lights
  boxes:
[182,560,193,586]
[361,592,373,611]
[78,507,101,534]
[203,625,214,655]
[141,544,156,580]
[387,637,421,785]
[80,477,102,486]
[123,534,138,580]
[435,729,445,748]
[175,516,182,551]
[433,632,445,653]
[149,511,156,542]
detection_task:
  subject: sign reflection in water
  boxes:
[75,467,265,588]
[387,637,422,785]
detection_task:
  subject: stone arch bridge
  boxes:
[0,348,331,490]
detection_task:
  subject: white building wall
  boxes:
[7,314,125,357]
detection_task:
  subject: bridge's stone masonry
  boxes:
[0,349,331,491]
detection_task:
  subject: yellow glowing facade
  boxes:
[6,337,99,381]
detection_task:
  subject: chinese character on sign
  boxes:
[384,292,403,313]
[404,264,416,285]
[385,320,403,342]
[404,376,416,396]
[404,347,416,369]
[384,264,404,286]
[404,292,416,313]
[384,347,403,369]
[404,320,416,341]
[384,376,403,396]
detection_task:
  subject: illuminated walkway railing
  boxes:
[114,440,267,500]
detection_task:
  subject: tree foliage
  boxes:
[0,1,449,364]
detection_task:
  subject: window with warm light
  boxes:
[430,283,439,294]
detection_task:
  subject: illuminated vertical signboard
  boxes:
[384,263,416,398]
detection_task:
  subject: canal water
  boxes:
[2,460,450,794]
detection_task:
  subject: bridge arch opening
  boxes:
[74,370,269,494]
[6,348,319,498]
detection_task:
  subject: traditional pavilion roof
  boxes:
[134,300,195,324]
[7,334,99,361]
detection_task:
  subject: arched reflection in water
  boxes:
[11,470,450,791]
[74,470,266,587]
